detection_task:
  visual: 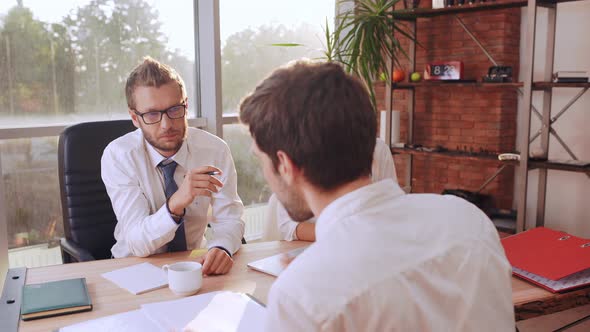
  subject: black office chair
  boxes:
[58,120,136,263]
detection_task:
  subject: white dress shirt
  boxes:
[101,127,245,258]
[265,179,514,332]
[273,138,398,241]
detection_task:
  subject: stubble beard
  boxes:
[143,125,187,154]
[275,178,314,222]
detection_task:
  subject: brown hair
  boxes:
[125,56,186,109]
[239,61,376,190]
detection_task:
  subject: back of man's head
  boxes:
[239,61,376,190]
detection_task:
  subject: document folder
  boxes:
[501,227,590,293]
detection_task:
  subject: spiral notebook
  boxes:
[501,227,590,293]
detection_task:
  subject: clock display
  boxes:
[424,61,464,80]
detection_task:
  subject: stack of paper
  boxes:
[101,262,167,295]
[59,291,266,332]
[60,310,160,332]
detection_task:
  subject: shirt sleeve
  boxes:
[372,138,397,182]
[265,284,320,332]
[101,146,179,258]
[276,200,300,241]
[207,141,245,255]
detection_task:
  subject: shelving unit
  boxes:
[392,0,577,20]
[387,81,590,90]
[385,0,589,233]
[389,82,524,89]
[391,147,519,164]
[529,160,590,173]
[517,0,589,232]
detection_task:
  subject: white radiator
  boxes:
[243,203,268,242]
[8,243,62,268]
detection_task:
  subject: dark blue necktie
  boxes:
[159,160,187,252]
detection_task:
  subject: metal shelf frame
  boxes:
[385,0,589,232]
[516,0,589,232]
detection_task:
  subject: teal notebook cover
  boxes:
[21,277,92,321]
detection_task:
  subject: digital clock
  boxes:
[424,61,464,80]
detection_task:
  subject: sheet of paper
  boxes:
[141,291,220,330]
[141,291,266,332]
[60,310,160,332]
[101,262,167,295]
[184,292,266,332]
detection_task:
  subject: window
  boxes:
[220,1,336,234]
[0,0,196,266]
[0,0,196,125]
[0,0,337,269]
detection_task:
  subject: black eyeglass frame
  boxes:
[132,102,187,125]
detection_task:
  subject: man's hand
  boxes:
[198,247,233,276]
[295,222,316,242]
[168,166,223,215]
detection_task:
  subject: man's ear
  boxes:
[276,150,299,185]
[129,109,140,128]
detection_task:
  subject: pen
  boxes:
[206,171,220,175]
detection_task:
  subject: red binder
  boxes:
[501,227,590,293]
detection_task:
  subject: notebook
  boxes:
[101,262,167,295]
[501,227,590,293]
[21,277,92,321]
[247,247,306,277]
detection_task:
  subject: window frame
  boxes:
[0,0,342,288]
[0,0,216,288]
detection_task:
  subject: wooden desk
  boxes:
[19,241,307,332]
[18,241,590,331]
[512,276,590,321]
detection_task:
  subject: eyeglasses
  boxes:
[132,103,187,125]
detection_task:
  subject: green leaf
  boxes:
[269,43,305,47]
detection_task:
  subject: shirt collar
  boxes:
[144,132,190,170]
[315,179,405,242]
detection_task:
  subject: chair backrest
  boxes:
[58,120,136,261]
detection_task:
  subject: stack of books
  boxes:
[553,71,589,83]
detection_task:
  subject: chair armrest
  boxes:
[60,238,96,262]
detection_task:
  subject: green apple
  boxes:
[379,72,387,82]
[410,72,421,82]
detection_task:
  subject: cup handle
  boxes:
[162,264,169,274]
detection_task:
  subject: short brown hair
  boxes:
[125,56,186,109]
[240,61,376,190]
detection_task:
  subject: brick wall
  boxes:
[379,5,520,210]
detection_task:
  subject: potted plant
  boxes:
[272,0,417,109]
[331,0,418,109]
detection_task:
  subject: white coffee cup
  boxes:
[162,261,203,296]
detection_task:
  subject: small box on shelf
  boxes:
[432,0,445,8]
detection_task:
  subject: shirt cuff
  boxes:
[284,221,299,241]
[165,199,186,224]
[151,204,182,239]
[210,246,232,258]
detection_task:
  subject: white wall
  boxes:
[518,2,590,236]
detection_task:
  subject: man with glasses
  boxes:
[101,57,245,276]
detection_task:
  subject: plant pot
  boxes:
[403,0,421,8]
